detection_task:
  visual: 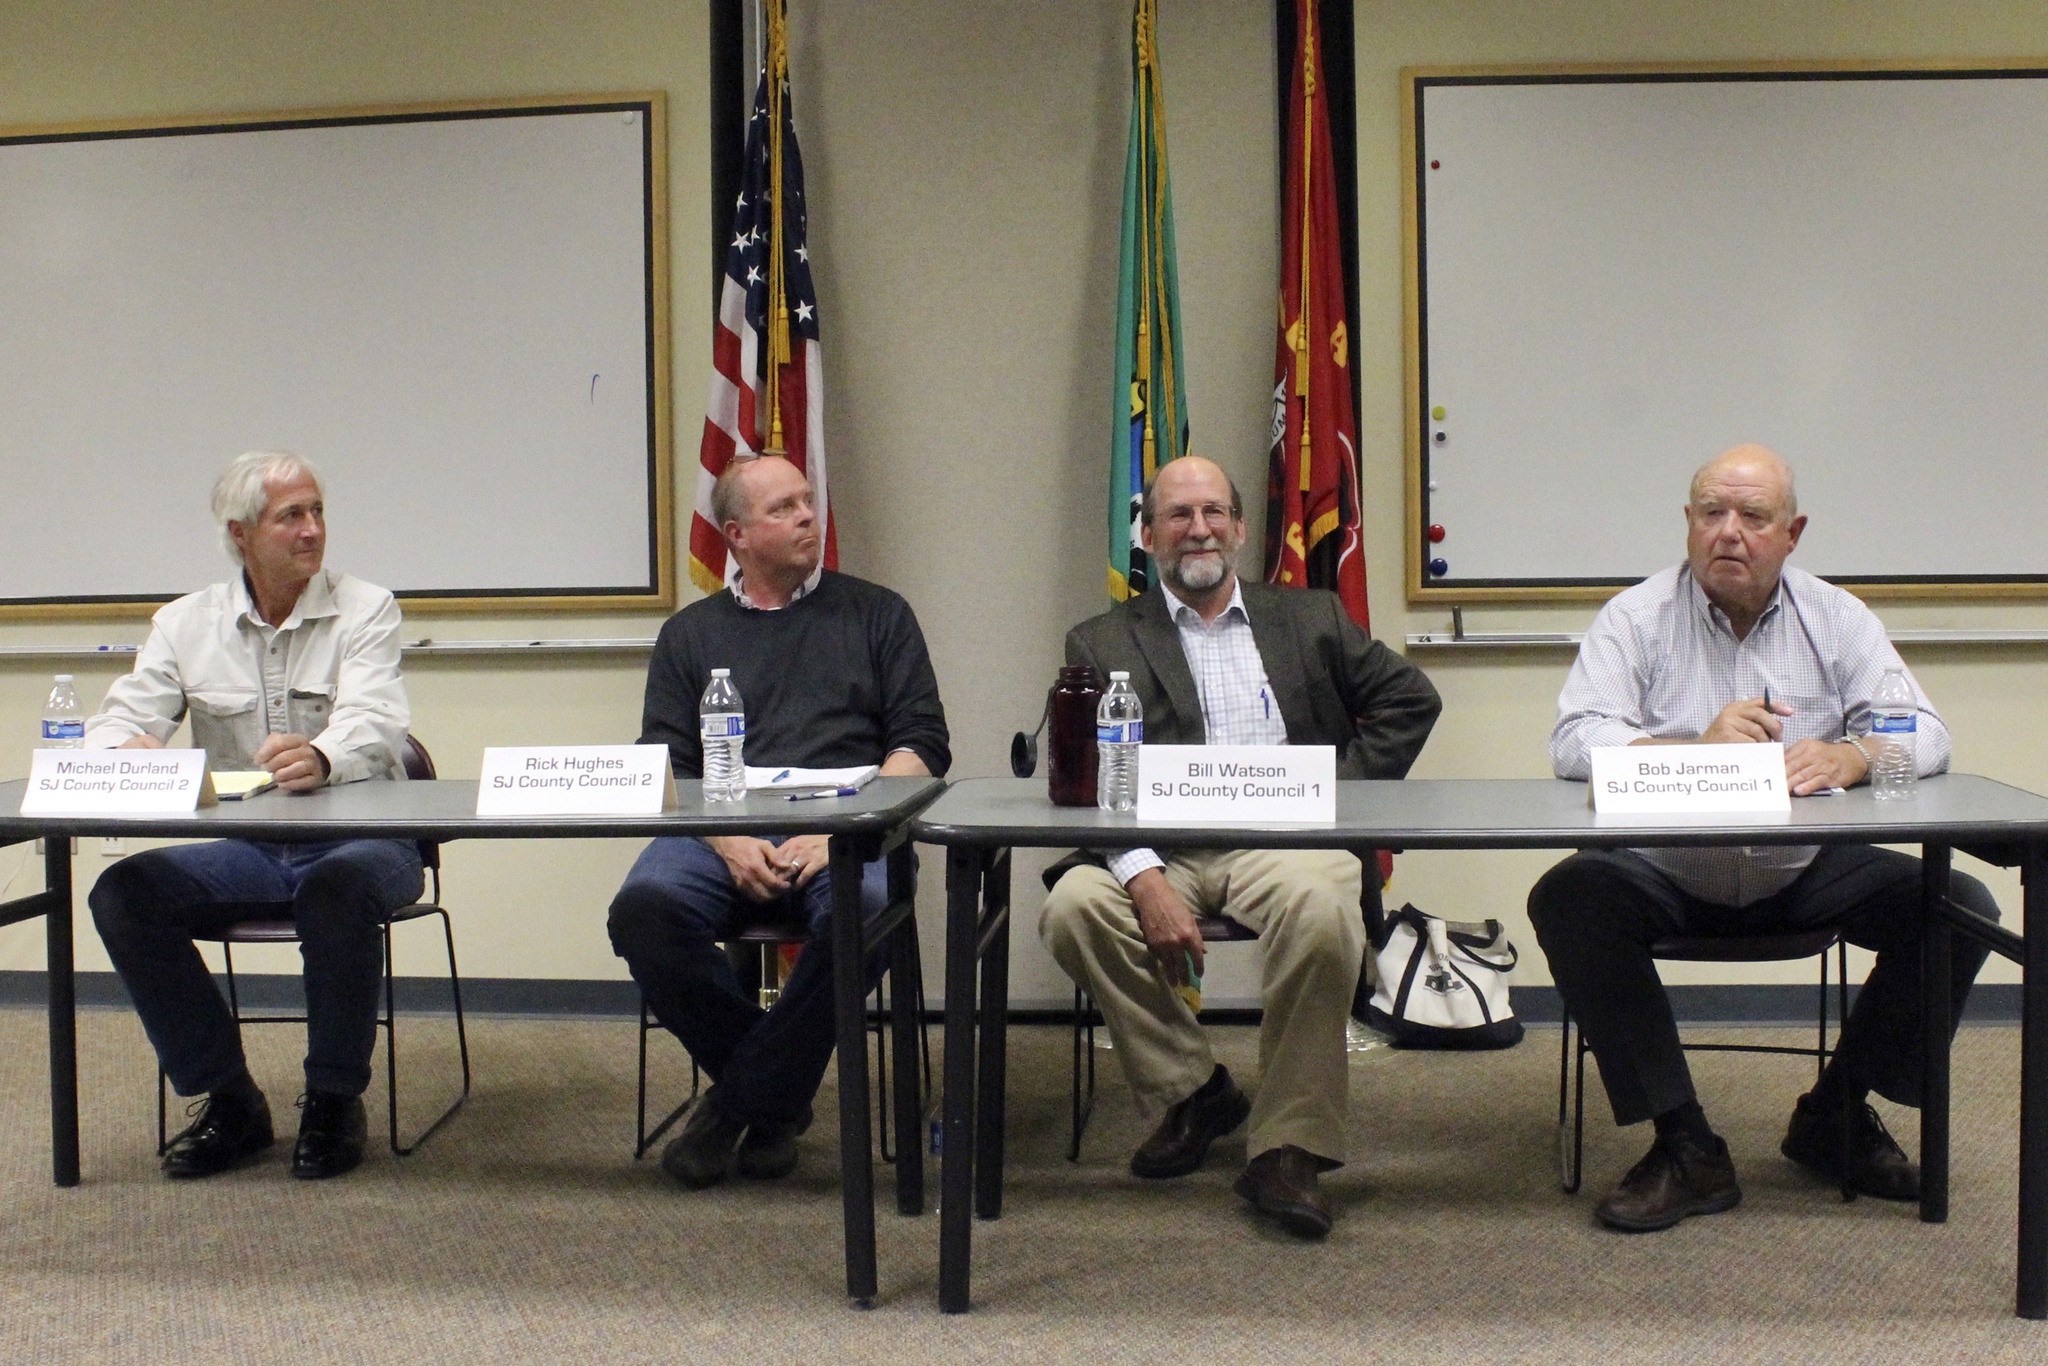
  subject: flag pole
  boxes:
[1293,9,1315,494]
[1134,0,1157,480]
[763,0,790,457]
[1145,0,1177,474]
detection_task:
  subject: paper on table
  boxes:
[211,771,277,801]
[744,765,879,794]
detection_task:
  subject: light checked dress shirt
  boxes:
[1551,563,1948,905]
[1107,578,1290,886]
[85,568,410,786]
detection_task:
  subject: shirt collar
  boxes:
[732,562,824,611]
[1159,576,1249,627]
[1682,564,1782,637]
[233,567,337,632]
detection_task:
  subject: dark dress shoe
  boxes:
[1233,1144,1334,1239]
[736,1102,814,1181]
[1781,1091,1919,1201]
[292,1091,368,1180]
[662,1087,748,1189]
[1597,1131,1741,1232]
[1131,1065,1251,1179]
[162,1089,275,1179]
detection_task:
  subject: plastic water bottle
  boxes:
[1869,665,1918,801]
[698,668,746,802]
[1096,670,1142,812]
[41,675,85,749]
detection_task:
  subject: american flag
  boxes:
[688,65,834,593]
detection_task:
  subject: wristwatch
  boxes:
[1841,734,1876,766]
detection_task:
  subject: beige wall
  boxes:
[3,1,2045,1004]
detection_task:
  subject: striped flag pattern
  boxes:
[688,61,834,594]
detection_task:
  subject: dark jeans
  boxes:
[607,835,892,1127]
[89,839,425,1098]
[1528,844,1998,1127]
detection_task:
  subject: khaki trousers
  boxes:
[1039,848,1365,1165]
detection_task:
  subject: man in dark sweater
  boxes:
[607,456,949,1189]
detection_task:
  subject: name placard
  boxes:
[476,745,676,816]
[1589,743,1791,815]
[1135,745,1336,824]
[21,749,216,814]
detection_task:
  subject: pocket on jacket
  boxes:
[289,685,335,739]
[186,688,263,765]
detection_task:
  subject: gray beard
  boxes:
[1166,544,1233,593]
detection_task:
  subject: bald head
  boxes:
[1684,443,1807,636]
[1141,456,1243,528]
[1688,443,1797,521]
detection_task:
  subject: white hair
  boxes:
[212,451,323,565]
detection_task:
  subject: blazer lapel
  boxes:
[1243,582,1316,741]
[1130,589,1206,743]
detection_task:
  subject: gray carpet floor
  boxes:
[0,1006,2039,1363]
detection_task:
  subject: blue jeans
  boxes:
[607,836,891,1126]
[89,839,425,1098]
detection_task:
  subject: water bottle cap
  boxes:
[54,674,74,682]
[1109,670,1129,681]
[710,668,729,677]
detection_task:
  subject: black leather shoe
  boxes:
[736,1102,814,1181]
[291,1091,368,1180]
[1130,1066,1252,1179]
[1233,1144,1334,1239]
[162,1088,275,1179]
[662,1087,748,1189]
[1597,1131,1742,1232]
[1781,1091,1920,1201]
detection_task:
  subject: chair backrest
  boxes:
[399,734,442,880]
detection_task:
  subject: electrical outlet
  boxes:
[99,838,126,857]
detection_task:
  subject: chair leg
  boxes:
[1068,985,1098,1163]
[1559,1008,1589,1195]
[634,990,699,1159]
[157,1068,171,1155]
[386,908,471,1156]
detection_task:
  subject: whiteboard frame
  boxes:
[0,93,675,620]
[1402,60,2048,606]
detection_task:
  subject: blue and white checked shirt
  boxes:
[1553,563,1949,905]
[1107,579,1289,886]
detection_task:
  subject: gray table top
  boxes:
[910,775,2048,852]
[0,775,944,843]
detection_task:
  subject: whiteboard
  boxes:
[0,98,670,611]
[1407,69,2048,599]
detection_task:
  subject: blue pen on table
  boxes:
[786,786,860,801]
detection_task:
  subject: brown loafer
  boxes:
[1130,1066,1251,1179]
[1780,1091,1919,1201]
[1597,1131,1741,1232]
[1233,1144,1334,1239]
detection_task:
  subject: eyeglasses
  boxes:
[1159,503,1235,529]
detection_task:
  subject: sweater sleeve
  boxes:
[639,614,706,778]
[1331,597,1441,779]
[872,592,951,776]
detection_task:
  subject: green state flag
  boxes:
[1108,0,1191,601]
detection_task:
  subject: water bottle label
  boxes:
[1097,721,1141,745]
[1870,714,1917,735]
[700,715,745,739]
[42,719,84,741]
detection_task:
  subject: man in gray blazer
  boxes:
[1040,456,1441,1238]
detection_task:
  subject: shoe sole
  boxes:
[163,1134,275,1180]
[1596,1185,1742,1233]
[1779,1137,1920,1202]
[1130,1090,1253,1180]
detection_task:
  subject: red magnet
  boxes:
[1427,524,1446,543]
[1430,159,1440,169]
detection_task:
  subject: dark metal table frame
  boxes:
[912,775,2048,1319]
[0,775,944,1310]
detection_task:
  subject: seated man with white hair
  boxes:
[87,451,419,1182]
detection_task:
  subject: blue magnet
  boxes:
[1432,431,1447,444]
[1427,558,1449,578]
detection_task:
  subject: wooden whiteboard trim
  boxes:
[1400,61,2048,606]
[0,92,675,619]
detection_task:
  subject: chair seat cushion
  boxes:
[1649,930,1839,963]
[198,903,444,944]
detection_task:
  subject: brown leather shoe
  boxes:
[1781,1091,1919,1201]
[1233,1145,1334,1239]
[1596,1131,1742,1232]
[1129,1066,1251,1179]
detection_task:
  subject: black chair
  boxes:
[636,915,932,1163]
[156,734,471,1156]
[1557,930,1848,1193]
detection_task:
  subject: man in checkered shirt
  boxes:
[1530,444,2001,1233]
[1040,456,1441,1239]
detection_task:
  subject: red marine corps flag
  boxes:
[689,0,834,593]
[1264,0,1368,630]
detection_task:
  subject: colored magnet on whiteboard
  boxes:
[1428,481,1440,491]
[1427,524,1446,543]
[1431,405,1446,420]
[1430,160,1441,170]
[1433,431,1447,444]
[1427,558,1449,577]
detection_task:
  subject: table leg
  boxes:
[939,846,984,1314]
[2019,841,2047,1319]
[1921,844,1951,1225]
[974,853,1011,1221]
[887,842,924,1217]
[828,835,878,1309]
[46,839,78,1189]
